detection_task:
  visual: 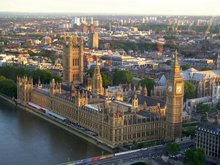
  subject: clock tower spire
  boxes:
[166,50,184,141]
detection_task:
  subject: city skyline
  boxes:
[1,0,220,16]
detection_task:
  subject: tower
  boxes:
[92,59,104,97]
[50,79,62,96]
[79,37,84,84]
[63,36,84,86]
[166,51,184,141]
[132,93,138,108]
[17,76,33,104]
[88,32,99,49]
[143,85,148,96]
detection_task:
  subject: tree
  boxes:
[0,76,6,81]
[28,50,56,64]
[184,148,205,165]
[139,78,155,96]
[87,67,112,88]
[164,36,176,40]
[0,78,17,98]
[184,81,196,101]
[0,66,62,84]
[216,101,220,110]
[101,73,111,88]
[165,60,172,65]
[200,66,211,71]
[113,69,133,85]
[200,114,208,121]
[196,103,210,114]
[0,46,3,53]
[182,127,196,138]
[165,143,180,155]
[181,64,191,71]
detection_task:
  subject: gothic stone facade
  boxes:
[17,41,184,148]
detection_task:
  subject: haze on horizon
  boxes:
[1,0,220,16]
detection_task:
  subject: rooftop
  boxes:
[198,122,220,135]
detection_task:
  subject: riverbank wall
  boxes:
[0,94,113,153]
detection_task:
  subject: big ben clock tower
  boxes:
[166,51,184,141]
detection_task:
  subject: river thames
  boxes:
[0,99,104,165]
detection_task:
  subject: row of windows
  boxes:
[114,131,159,142]
[72,59,79,66]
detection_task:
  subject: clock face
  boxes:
[176,84,182,94]
[168,85,172,92]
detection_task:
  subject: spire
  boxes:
[143,85,148,96]
[95,56,101,75]
[92,55,104,96]
[71,35,78,46]
[174,49,179,67]
[37,77,42,89]
[171,50,181,76]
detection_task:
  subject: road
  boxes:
[88,140,194,165]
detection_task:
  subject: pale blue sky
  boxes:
[0,0,219,15]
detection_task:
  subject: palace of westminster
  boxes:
[17,36,184,148]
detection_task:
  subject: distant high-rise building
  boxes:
[72,17,81,26]
[81,17,87,24]
[90,17,93,25]
[93,20,99,27]
[88,32,99,49]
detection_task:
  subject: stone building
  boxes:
[165,52,184,140]
[88,32,99,49]
[17,47,184,148]
[63,36,84,86]
[153,67,220,106]
[91,62,104,97]
[196,113,220,163]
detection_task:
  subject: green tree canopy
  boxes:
[184,148,205,165]
[101,73,112,88]
[184,81,196,101]
[113,69,133,85]
[0,66,62,84]
[165,143,180,155]
[165,60,172,65]
[0,78,17,98]
[164,36,176,40]
[0,76,6,81]
[28,50,56,64]
[87,67,112,88]
[200,66,211,71]
[110,41,157,52]
[196,103,210,114]
[182,126,196,138]
[216,101,220,110]
[0,46,3,53]
[139,78,155,96]
[181,64,191,71]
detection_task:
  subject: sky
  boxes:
[0,0,220,16]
